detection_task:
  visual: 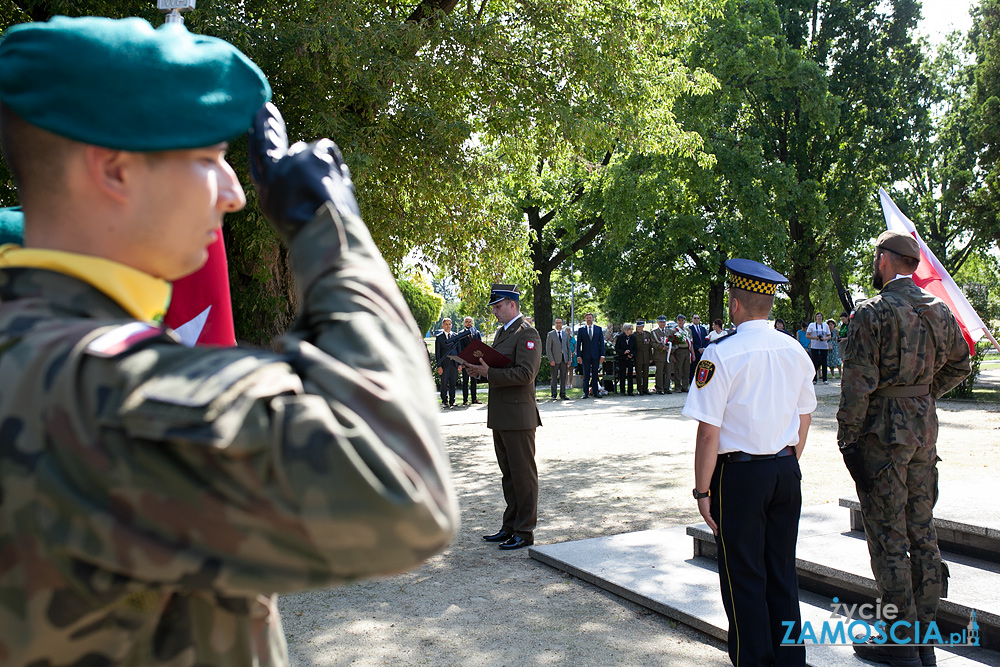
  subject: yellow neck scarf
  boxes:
[0,245,171,323]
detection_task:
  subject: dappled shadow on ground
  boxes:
[278,407,732,666]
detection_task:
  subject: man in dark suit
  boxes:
[546,317,572,399]
[468,284,542,550]
[689,313,709,384]
[456,316,482,404]
[435,318,459,407]
[576,312,605,398]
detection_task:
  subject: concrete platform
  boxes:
[687,504,1000,649]
[840,481,1000,563]
[530,517,1000,666]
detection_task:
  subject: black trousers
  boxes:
[810,348,828,381]
[440,366,457,405]
[711,455,805,667]
[581,357,601,396]
[617,359,634,394]
[461,368,478,402]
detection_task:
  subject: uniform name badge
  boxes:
[695,359,715,388]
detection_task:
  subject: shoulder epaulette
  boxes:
[709,331,737,345]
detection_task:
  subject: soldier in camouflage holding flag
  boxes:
[0,16,457,667]
[837,231,970,667]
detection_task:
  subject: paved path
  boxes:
[278,375,1000,666]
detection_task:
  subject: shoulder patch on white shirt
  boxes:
[86,322,165,358]
[695,359,716,388]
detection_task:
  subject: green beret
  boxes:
[0,207,24,245]
[0,16,271,151]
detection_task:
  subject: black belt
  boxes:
[719,445,795,464]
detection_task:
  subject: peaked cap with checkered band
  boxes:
[724,258,787,295]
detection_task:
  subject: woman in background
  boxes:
[826,318,842,378]
[708,318,726,342]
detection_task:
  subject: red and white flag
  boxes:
[164,234,236,347]
[879,187,990,356]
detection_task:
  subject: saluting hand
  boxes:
[249,102,360,243]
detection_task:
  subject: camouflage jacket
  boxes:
[836,277,971,447]
[0,203,458,666]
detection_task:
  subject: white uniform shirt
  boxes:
[682,319,817,455]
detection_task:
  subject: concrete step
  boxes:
[687,504,1000,650]
[530,525,1000,666]
[839,491,1000,564]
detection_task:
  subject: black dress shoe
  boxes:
[853,639,920,667]
[482,530,512,542]
[560,394,568,399]
[471,399,480,404]
[499,535,533,550]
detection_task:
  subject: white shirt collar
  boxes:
[735,319,770,333]
[504,314,523,331]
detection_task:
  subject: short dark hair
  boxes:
[0,101,76,206]
[730,287,774,318]
[713,318,723,328]
[879,247,920,273]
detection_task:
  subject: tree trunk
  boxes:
[708,279,726,324]
[533,270,554,337]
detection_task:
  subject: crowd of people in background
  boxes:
[433,309,853,403]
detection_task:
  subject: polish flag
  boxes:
[164,234,236,347]
[879,188,986,356]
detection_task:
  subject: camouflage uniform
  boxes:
[837,277,970,635]
[0,204,459,666]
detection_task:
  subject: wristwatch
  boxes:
[692,488,710,500]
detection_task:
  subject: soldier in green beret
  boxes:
[837,230,970,667]
[0,15,457,667]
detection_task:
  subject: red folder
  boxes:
[448,338,511,368]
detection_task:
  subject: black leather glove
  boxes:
[248,102,360,243]
[840,442,872,493]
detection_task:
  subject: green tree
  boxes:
[396,276,442,335]
[888,32,982,275]
[970,0,1000,247]
[478,0,719,337]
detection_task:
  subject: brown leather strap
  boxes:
[873,384,930,398]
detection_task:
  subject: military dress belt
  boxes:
[719,445,795,464]
[872,384,930,398]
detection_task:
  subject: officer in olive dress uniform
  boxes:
[633,319,653,394]
[469,284,542,550]
[837,231,971,667]
[0,17,457,666]
[683,259,817,667]
[651,315,671,394]
[669,313,692,392]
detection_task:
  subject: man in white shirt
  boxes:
[683,259,817,667]
[806,311,832,384]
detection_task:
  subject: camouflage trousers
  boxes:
[858,434,943,634]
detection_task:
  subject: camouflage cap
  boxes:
[875,230,920,260]
[0,16,271,151]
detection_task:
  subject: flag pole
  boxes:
[157,0,196,24]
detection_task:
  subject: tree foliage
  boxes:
[396,276,442,335]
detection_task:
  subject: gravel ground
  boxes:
[278,371,1000,666]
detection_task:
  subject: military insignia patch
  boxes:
[526,341,535,350]
[86,322,164,358]
[695,359,716,388]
